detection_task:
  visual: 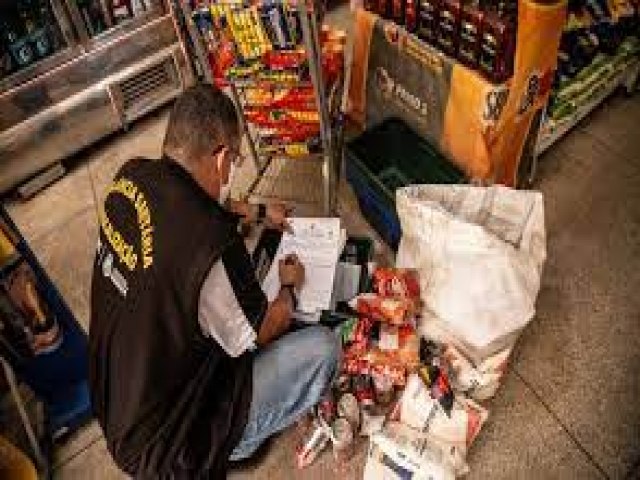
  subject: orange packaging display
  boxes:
[347,4,566,185]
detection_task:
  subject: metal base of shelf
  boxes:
[248,156,328,214]
[536,59,640,155]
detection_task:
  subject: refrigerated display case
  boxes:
[0,0,195,194]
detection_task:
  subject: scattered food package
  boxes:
[364,422,458,480]
[392,374,488,466]
[296,263,526,477]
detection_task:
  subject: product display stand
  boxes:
[178,0,264,174]
[535,58,639,154]
[527,7,640,184]
[348,2,567,187]
[176,0,342,215]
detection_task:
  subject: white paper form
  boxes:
[262,218,344,314]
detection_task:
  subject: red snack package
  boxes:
[244,86,315,110]
[209,39,235,87]
[372,268,421,299]
[257,124,320,142]
[270,87,316,109]
[355,294,415,325]
[263,49,307,70]
[245,109,319,129]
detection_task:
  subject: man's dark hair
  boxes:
[163,84,240,164]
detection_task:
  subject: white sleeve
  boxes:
[198,260,258,357]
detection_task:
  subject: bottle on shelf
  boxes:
[364,0,378,11]
[391,0,406,24]
[4,19,35,69]
[416,0,441,43]
[377,0,392,19]
[27,0,53,59]
[479,9,515,83]
[436,0,462,57]
[458,0,484,68]
[405,0,418,31]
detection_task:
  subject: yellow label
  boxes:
[102,177,155,270]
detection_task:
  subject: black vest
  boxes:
[89,158,259,478]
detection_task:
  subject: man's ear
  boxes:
[214,147,230,182]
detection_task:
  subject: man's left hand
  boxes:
[264,203,293,233]
[229,200,292,232]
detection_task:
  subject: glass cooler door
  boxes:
[66,0,165,44]
[0,0,78,84]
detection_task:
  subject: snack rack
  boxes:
[176,0,344,214]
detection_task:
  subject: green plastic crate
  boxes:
[346,118,465,248]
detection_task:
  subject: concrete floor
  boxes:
[3,29,640,480]
[2,91,638,480]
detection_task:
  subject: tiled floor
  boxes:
[3,19,640,480]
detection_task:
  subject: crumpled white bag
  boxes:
[396,185,546,364]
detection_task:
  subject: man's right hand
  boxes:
[278,254,305,290]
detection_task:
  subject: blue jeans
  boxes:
[229,326,340,461]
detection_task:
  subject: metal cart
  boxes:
[174,0,343,215]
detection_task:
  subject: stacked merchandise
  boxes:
[541,0,639,140]
[296,268,505,477]
[360,0,518,83]
[190,1,346,159]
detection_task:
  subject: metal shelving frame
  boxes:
[528,57,640,184]
[176,0,338,215]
